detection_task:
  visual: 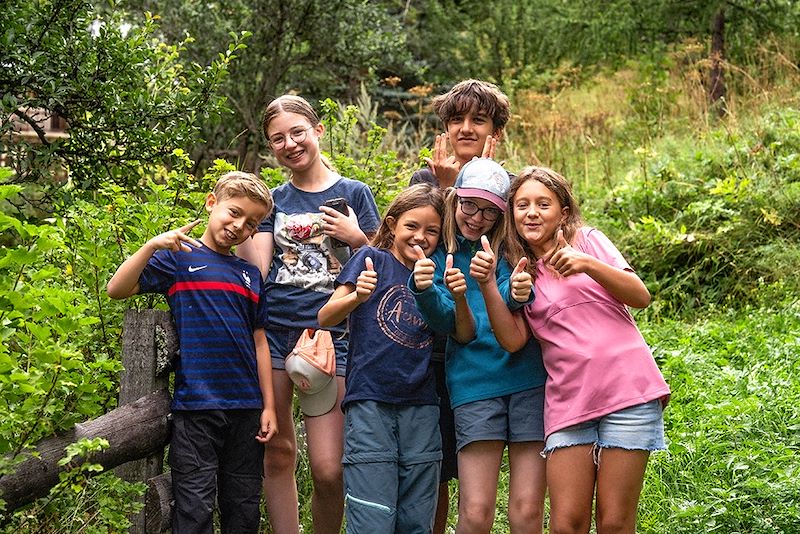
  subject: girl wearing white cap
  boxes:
[411,159,548,534]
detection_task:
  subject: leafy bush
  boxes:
[0,162,204,525]
[599,108,800,315]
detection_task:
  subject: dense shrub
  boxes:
[598,108,800,315]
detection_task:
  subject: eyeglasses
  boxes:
[268,125,314,149]
[459,199,502,222]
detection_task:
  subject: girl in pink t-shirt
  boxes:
[480,166,670,534]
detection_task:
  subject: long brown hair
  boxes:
[371,184,445,250]
[262,95,333,170]
[503,166,584,276]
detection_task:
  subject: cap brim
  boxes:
[296,375,338,416]
[456,188,506,211]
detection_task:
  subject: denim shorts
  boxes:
[544,399,666,455]
[267,325,347,376]
[454,386,545,452]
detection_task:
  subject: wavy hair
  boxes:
[432,79,510,132]
[503,166,583,276]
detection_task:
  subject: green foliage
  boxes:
[6,438,145,533]
[597,108,800,316]
[0,0,241,193]
[637,303,800,532]
[0,162,204,526]
[319,98,407,213]
[409,0,800,91]
[124,0,413,172]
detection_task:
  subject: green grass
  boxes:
[281,302,800,533]
[638,302,800,533]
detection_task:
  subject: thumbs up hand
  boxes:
[412,245,436,290]
[356,256,378,302]
[510,257,533,302]
[548,229,589,277]
[443,253,467,298]
[469,235,497,285]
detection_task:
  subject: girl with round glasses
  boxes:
[238,94,380,534]
[411,158,548,533]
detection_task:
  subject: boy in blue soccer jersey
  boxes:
[107,171,277,534]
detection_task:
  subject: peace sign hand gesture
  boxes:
[149,220,203,252]
[423,133,461,188]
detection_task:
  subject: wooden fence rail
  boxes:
[0,309,178,533]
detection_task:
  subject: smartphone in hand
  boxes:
[322,197,349,248]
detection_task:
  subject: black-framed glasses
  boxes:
[268,125,314,149]
[459,199,502,221]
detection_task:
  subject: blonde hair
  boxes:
[262,95,333,170]
[432,79,510,132]
[371,184,445,250]
[503,166,583,276]
[213,171,274,216]
[441,187,505,254]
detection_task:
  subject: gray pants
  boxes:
[343,401,442,534]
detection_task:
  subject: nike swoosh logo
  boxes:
[188,265,208,273]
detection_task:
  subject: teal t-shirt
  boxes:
[410,237,547,408]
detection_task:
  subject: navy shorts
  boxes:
[267,325,347,376]
[454,386,546,452]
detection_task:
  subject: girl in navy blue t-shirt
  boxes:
[318,184,465,533]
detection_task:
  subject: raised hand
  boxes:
[548,229,591,277]
[443,253,467,298]
[412,245,436,290]
[510,257,532,302]
[423,133,461,188]
[356,256,378,302]
[149,220,203,252]
[481,136,497,159]
[469,235,497,284]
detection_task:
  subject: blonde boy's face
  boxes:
[201,193,268,255]
[446,107,500,164]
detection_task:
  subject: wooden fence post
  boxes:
[115,309,177,534]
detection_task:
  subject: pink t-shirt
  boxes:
[523,227,670,438]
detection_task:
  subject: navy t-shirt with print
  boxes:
[338,246,437,408]
[259,175,380,332]
[138,244,268,411]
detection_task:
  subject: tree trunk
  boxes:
[709,7,727,116]
[0,389,171,512]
